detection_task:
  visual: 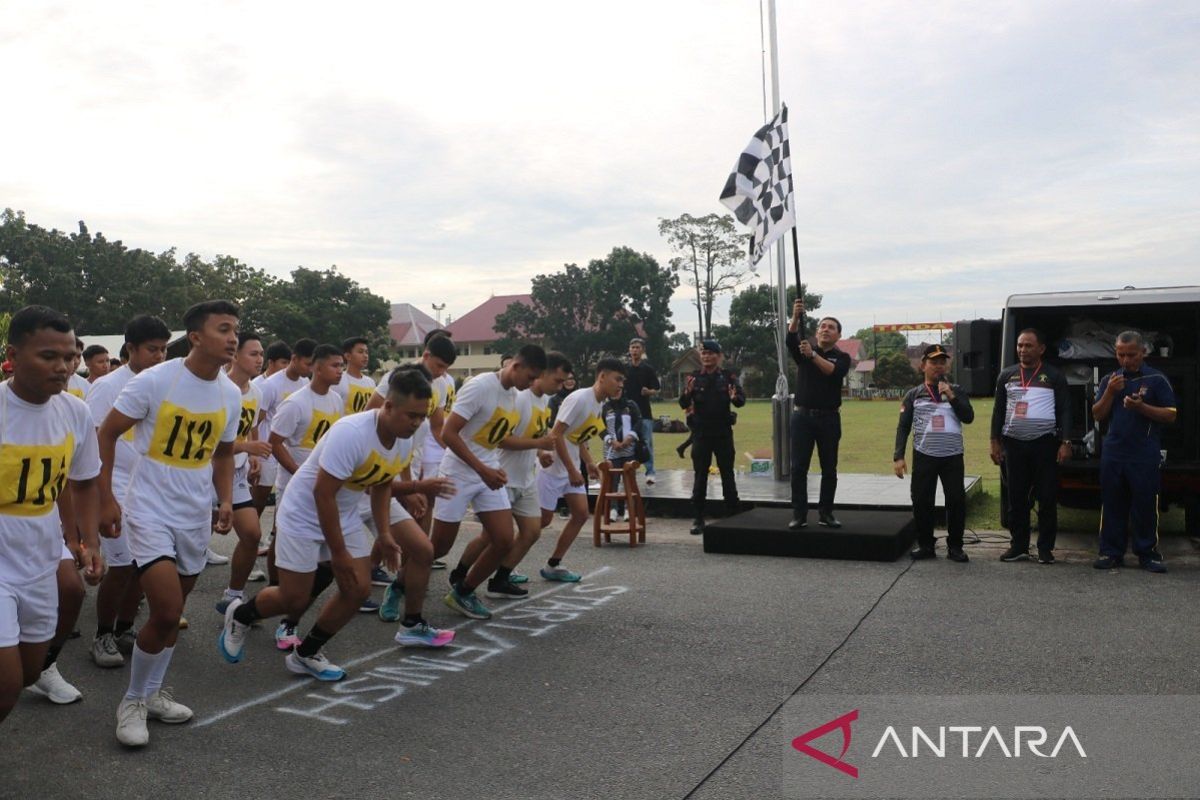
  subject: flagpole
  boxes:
[766,0,792,482]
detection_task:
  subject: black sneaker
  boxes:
[1138,558,1167,574]
[999,547,1030,562]
[910,546,936,560]
[787,515,808,531]
[689,519,704,536]
[1037,549,1056,564]
[817,512,842,529]
[946,548,969,563]
[485,579,529,599]
[1092,555,1123,570]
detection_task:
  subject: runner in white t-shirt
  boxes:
[0,306,103,727]
[218,368,453,679]
[270,344,344,497]
[248,340,297,517]
[67,338,90,400]
[536,357,626,582]
[99,300,242,748]
[432,345,546,620]
[85,315,171,669]
[451,352,571,598]
[333,336,376,416]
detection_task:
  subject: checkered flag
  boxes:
[719,105,795,266]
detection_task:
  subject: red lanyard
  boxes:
[925,384,940,403]
[1019,364,1041,389]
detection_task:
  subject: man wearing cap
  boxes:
[678,340,745,535]
[893,345,975,561]
[786,299,852,530]
[623,337,661,484]
[991,328,1072,564]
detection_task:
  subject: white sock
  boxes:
[145,645,175,697]
[223,588,244,600]
[124,645,165,701]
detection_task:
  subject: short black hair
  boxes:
[125,314,171,346]
[75,337,84,351]
[183,299,240,333]
[513,344,547,371]
[397,361,432,382]
[82,344,109,361]
[9,305,73,346]
[265,341,291,362]
[425,334,457,365]
[109,358,121,368]
[546,351,572,374]
[818,316,842,334]
[118,343,128,360]
[312,343,342,362]
[238,331,263,350]
[423,328,452,345]
[341,336,369,354]
[292,338,318,360]
[1018,328,1045,346]
[386,365,433,403]
[596,357,624,375]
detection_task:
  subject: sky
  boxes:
[2,0,1197,345]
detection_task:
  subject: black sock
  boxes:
[449,564,466,585]
[455,579,476,596]
[42,643,63,670]
[548,557,562,568]
[114,619,134,636]
[493,566,513,584]
[232,596,260,626]
[401,614,424,628]
[390,578,405,593]
[282,617,298,628]
[96,623,114,638]
[296,624,334,658]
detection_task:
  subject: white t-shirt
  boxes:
[232,379,263,470]
[67,373,90,401]
[114,359,241,529]
[0,384,101,583]
[439,372,518,479]
[270,385,343,480]
[276,411,413,542]
[86,364,139,503]
[542,387,605,479]
[259,370,308,431]
[499,388,552,489]
[333,371,376,416]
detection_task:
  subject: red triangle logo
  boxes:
[791,709,859,778]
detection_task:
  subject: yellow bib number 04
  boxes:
[347,385,373,415]
[300,409,340,450]
[236,399,258,442]
[0,437,75,517]
[524,405,552,439]
[471,406,520,450]
[148,402,226,469]
[566,413,604,445]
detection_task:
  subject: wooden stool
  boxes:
[593,460,646,547]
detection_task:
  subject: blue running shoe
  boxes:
[443,589,492,620]
[285,650,345,681]
[539,566,581,582]
[358,598,381,613]
[370,566,391,586]
[508,572,529,584]
[394,623,455,648]
[378,583,404,623]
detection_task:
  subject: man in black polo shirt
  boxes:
[678,340,745,535]
[786,298,851,530]
[623,338,661,484]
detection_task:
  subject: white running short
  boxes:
[274,525,372,573]
[0,572,58,646]
[537,470,586,512]
[507,484,541,519]
[123,515,211,577]
[433,471,511,523]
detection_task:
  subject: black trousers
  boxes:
[911,450,966,549]
[691,428,738,518]
[790,411,841,516]
[1003,435,1060,552]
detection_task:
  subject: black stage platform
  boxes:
[702,507,916,562]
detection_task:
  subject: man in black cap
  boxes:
[893,344,974,561]
[678,340,745,535]
[786,299,851,529]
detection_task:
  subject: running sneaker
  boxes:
[247,568,267,582]
[275,621,302,651]
[218,598,248,663]
[214,592,242,615]
[370,566,391,586]
[485,579,528,599]
[443,589,492,620]
[115,629,136,656]
[430,559,447,570]
[116,698,149,747]
[378,582,404,623]
[358,598,381,613]
[30,664,82,704]
[394,623,456,648]
[146,689,193,723]
[540,566,581,583]
[509,572,529,584]
[178,617,189,630]
[91,633,124,668]
[205,548,229,566]
[285,650,346,681]
[646,475,656,485]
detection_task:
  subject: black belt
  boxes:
[794,405,839,416]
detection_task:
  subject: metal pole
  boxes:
[766,0,792,481]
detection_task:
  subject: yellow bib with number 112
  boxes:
[147,401,226,469]
[0,437,74,517]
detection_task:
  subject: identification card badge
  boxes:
[1014,401,1029,418]
[931,414,946,431]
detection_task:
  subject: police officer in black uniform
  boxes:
[679,340,746,535]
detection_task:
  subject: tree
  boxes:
[851,327,907,359]
[658,213,751,340]
[494,247,678,380]
[873,351,919,389]
[259,267,391,347]
[712,282,822,396]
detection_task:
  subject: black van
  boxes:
[996,286,1199,535]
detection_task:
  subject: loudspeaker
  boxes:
[953,319,1001,396]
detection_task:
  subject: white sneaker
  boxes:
[623,508,630,521]
[218,598,249,663]
[91,632,124,668]
[646,476,656,485]
[116,698,149,747]
[607,509,618,523]
[146,689,193,723]
[285,650,346,681]
[247,568,267,582]
[30,663,82,704]
[205,548,229,565]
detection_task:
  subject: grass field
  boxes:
[647,398,1189,533]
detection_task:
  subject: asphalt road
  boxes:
[4,515,1197,800]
